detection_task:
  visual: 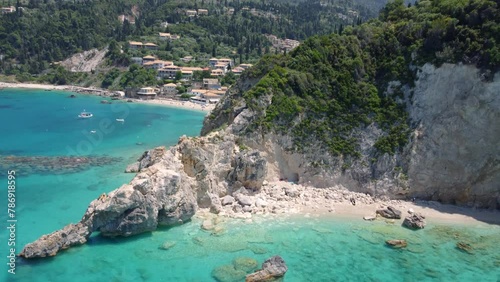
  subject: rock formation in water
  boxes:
[245,256,288,282]
[20,135,269,258]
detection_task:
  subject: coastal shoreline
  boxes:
[3,82,498,228]
[204,180,500,228]
[0,82,215,112]
[295,201,500,226]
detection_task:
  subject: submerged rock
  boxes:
[402,213,426,229]
[456,242,473,254]
[212,265,247,282]
[376,206,402,219]
[233,257,259,273]
[386,239,408,249]
[245,256,288,282]
[250,246,268,254]
[159,241,176,250]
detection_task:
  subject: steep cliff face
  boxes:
[406,64,500,208]
[203,63,500,209]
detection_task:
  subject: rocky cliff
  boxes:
[406,64,500,208]
[203,63,500,209]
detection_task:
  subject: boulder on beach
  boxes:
[376,206,402,219]
[363,215,376,221]
[221,195,235,206]
[402,213,426,229]
[245,256,288,282]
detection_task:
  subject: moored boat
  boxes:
[78,110,93,118]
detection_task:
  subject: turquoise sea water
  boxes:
[1,89,500,282]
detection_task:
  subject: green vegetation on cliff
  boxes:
[237,0,499,156]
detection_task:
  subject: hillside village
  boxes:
[119,7,303,105]
[0,0,369,102]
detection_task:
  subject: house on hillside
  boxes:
[144,60,170,70]
[214,62,228,74]
[159,32,171,40]
[142,55,156,64]
[218,58,233,67]
[203,78,220,89]
[185,10,197,17]
[180,67,203,80]
[197,9,208,16]
[232,66,244,75]
[1,6,15,14]
[147,60,172,70]
[144,43,158,51]
[158,65,181,79]
[163,83,178,95]
[208,58,219,68]
[181,70,193,80]
[210,69,224,77]
[129,41,143,49]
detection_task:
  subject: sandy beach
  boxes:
[210,180,500,227]
[0,82,215,112]
[299,200,500,226]
[131,98,215,112]
[0,81,74,90]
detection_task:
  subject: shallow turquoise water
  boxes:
[1,89,500,282]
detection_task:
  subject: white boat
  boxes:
[90,130,96,134]
[78,110,93,119]
[116,118,125,122]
